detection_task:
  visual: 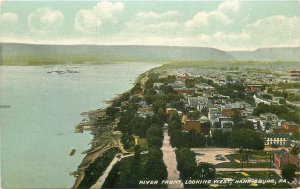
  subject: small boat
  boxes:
[69,149,76,156]
[0,105,11,108]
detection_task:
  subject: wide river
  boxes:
[0,63,159,188]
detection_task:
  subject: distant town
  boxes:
[73,61,299,189]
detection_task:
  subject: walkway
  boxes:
[161,129,183,188]
[90,153,134,189]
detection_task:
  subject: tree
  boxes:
[231,129,265,151]
[146,125,163,148]
[131,116,148,137]
[133,145,141,160]
[193,162,216,180]
[230,129,265,161]
[279,98,286,105]
[291,146,300,155]
[281,165,297,182]
[212,130,231,147]
[153,100,166,113]
[144,148,167,184]
[153,108,167,125]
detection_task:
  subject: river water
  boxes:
[0,63,159,188]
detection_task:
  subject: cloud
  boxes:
[217,0,240,14]
[28,7,64,34]
[134,11,180,21]
[0,12,18,24]
[74,1,124,33]
[0,12,18,33]
[184,0,240,31]
[124,10,181,37]
[246,15,300,46]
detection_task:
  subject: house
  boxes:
[219,117,234,128]
[166,108,177,115]
[184,120,201,133]
[253,94,272,105]
[153,82,164,88]
[246,85,263,92]
[136,107,154,118]
[272,96,285,104]
[168,80,185,89]
[208,108,221,125]
[259,113,279,130]
[282,122,300,133]
[274,149,300,169]
[263,133,291,147]
[195,83,214,90]
[247,116,261,130]
[186,96,211,111]
[221,108,239,117]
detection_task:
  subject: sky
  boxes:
[0,0,299,50]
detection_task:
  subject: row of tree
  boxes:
[103,147,167,188]
[176,148,216,188]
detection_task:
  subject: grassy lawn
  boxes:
[215,162,272,168]
[78,148,120,189]
[226,151,272,161]
[137,138,148,151]
[214,171,291,188]
[127,137,148,152]
[217,151,274,168]
[103,154,167,188]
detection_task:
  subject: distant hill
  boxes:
[229,47,300,62]
[0,43,235,65]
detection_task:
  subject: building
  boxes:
[247,116,261,130]
[208,108,221,125]
[184,120,201,133]
[221,108,239,117]
[282,122,300,133]
[136,107,154,118]
[174,88,196,95]
[166,108,177,115]
[253,94,272,105]
[153,82,164,88]
[259,113,279,130]
[274,149,300,169]
[246,85,263,92]
[186,96,211,111]
[263,133,291,147]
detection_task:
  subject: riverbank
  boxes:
[71,87,138,188]
[71,107,121,188]
[72,66,162,188]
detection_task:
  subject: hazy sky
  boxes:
[0,0,299,50]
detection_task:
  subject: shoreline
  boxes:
[71,66,156,188]
[71,90,139,188]
[71,107,118,189]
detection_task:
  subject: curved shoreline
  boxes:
[71,66,158,188]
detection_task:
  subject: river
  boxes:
[0,63,159,188]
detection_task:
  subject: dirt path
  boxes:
[90,153,134,189]
[161,130,183,189]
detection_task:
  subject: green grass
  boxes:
[103,154,167,188]
[218,151,274,168]
[137,138,148,151]
[215,162,272,168]
[78,147,120,189]
[127,138,148,152]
